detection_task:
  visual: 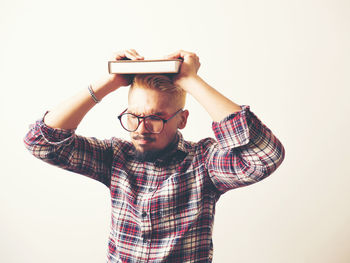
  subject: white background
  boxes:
[1,0,349,262]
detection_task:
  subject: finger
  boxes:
[165,50,198,62]
[112,50,128,60]
[125,49,144,60]
[112,50,144,61]
[164,50,185,59]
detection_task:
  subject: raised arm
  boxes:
[24,50,143,186]
[44,49,144,129]
[165,50,241,122]
[165,50,285,193]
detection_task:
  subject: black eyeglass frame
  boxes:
[118,108,183,134]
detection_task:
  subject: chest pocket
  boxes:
[151,170,203,237]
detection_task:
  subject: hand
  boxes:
[164,50,201,91]
[109,49,144,87]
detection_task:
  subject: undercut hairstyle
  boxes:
[130,74,186,106]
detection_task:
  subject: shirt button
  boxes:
[141,211,147,218]
[148,188,154,192]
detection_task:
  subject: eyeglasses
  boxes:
[118,108,183,134]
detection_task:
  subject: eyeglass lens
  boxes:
[120,114,164,133]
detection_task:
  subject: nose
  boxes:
[136,119,148,134]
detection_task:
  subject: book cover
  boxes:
[108,59,182,74]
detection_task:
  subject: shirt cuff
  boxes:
[211,105,251,149]
[38,111,76,145]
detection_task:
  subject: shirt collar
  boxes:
[155,131,188,166]
[175,131,189,154]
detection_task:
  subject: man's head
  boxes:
[125,74,189,161]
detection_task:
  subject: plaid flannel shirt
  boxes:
[24,105,285,263]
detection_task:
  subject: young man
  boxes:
[24,49,285,262]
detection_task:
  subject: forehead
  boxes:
[128,87,175,115]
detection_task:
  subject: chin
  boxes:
[134,144,160,156]
[134,142,154,152]
[132,146,164,162]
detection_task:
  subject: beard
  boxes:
[132,149,164,162]
[131,134,178,162]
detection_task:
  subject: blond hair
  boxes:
[130,74,186,106]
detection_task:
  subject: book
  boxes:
[108,59,182,74]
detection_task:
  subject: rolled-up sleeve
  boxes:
[205,105,285,194]
[24,114,113,187]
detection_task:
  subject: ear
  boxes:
[177,110,189,129]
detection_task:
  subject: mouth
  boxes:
[132,135,156,145]
[137,138,153,144]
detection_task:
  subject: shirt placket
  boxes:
[139,168,159,262]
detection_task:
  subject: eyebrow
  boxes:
[152,112,166,116]
[128,110,166,117]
